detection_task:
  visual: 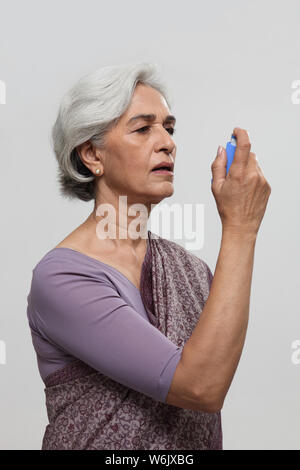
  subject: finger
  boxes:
[246,152,265,178]
[211,145,227,185]
[254,155,264,178]
[231,127,251,169]
[247,152,259,168]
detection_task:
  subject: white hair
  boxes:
[51,62,172,202]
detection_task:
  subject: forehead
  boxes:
[124,84,175,126]
[132,83,168,105]
[126,84,169,115]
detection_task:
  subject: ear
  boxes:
[76,141,103,174]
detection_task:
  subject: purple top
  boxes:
[26,245,183,404]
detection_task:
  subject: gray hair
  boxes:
[51,62,172,202]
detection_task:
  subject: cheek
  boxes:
[126,161,152,184]
[108,137,151,176]
[121,153,149,175]
[128,164,149,178]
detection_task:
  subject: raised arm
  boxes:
[165,128,272,412]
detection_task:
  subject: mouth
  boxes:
[151,168,174,175]
[151,161,174,175]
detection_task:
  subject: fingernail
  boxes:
[218,145,224,157]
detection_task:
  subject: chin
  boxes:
[151,187,174,203]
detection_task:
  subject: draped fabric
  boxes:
[41,230,222,450]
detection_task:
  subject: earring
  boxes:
[95,168,101,175]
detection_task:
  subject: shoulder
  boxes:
[30,247,113,296]
[27,248,120,325]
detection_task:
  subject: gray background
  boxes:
[0,0,299,450]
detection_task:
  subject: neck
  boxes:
[85,193,154,251]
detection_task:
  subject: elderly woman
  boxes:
[26,63,271,450]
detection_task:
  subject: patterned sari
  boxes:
[42,230,222,450]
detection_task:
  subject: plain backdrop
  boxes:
[0,0,299,450]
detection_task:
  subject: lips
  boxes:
[151,161,174,172]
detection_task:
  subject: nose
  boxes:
[155,125,176,158]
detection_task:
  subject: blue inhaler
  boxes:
[211,134,237,184]
[225,134,237,175]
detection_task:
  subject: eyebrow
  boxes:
[126,113,176,126]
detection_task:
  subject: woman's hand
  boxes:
[211,128,272,237]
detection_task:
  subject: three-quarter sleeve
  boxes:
[29,257,183,403]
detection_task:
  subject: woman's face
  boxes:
[93,83,177,206]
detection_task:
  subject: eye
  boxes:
[136,126,176,135]
[136,126,151,133]
[166,128,176,135]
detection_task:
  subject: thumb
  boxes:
[211,146,227,185]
